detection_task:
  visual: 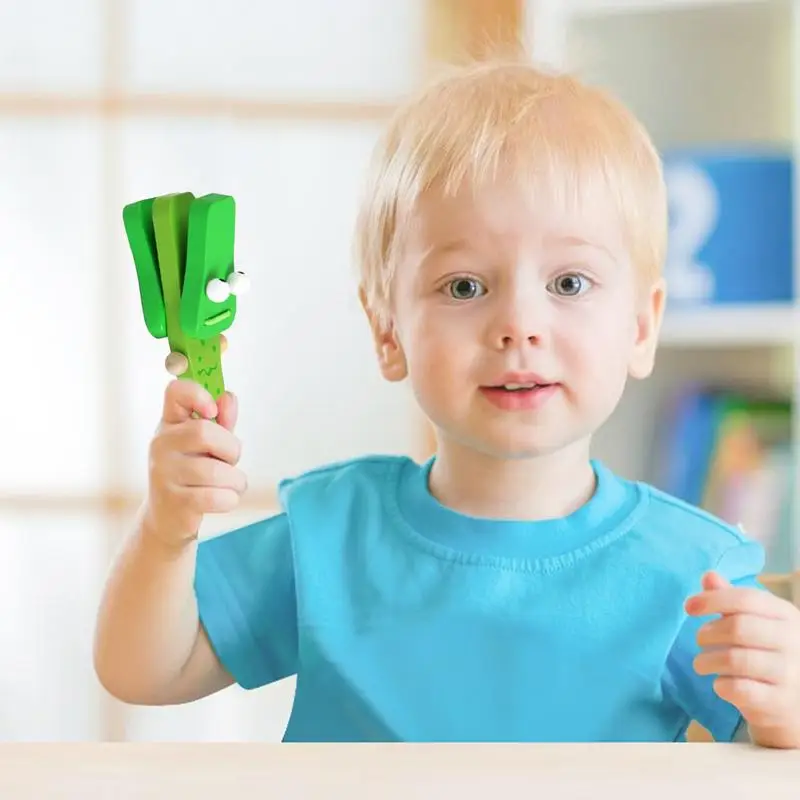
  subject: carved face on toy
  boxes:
[200,269,250,336]
[182,266,250,337]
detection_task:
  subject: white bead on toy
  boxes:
[165,352,189,376]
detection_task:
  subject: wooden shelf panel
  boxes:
[0,93,397,120]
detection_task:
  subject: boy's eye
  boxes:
[447,277,486,300]
[549,273,590,297]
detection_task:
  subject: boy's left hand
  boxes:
[686,571,800,749]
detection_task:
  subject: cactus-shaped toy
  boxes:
[122,192,249,400]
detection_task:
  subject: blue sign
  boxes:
[662,148,794,305]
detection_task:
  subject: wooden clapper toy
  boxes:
[122,192,249,400]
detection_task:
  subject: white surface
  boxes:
[526,1,570,67]
[0,511,107,741]
[124,0,424,100]
[122,679,295,743]
[0,0,103,92]
[0,119,105,495]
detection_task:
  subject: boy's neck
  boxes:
[426,437,596,522]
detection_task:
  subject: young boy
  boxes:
[93,59,800,746]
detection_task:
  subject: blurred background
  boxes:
[0,0,797,742]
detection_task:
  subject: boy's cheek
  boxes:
[406,314,473,356]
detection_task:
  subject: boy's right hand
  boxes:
[145,379,248,544]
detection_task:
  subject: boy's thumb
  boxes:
[216,391,238,432]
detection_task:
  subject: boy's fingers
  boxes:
[686,586,790,620]
[701,571,730,592]
[161,379,217,425]
[693,646,784,685]
[697,614,786,651]
[167,419,242,464]
[216,391,238,432]
[712,676,780,718]
[176,455,247,493]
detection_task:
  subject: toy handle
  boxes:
[165,333,228,403]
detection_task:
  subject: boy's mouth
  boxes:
[479,377,559,410]
[495,382,544,391]
[484,373,553,390]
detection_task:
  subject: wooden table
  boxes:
[0,743,798,799]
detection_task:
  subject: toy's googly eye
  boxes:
[228,270,250,296]
[206,278,230,303]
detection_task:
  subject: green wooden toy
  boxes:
[122,191,249,401]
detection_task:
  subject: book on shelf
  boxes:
[650,384,794,576]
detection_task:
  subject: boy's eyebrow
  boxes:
[425,238,472,257]
[418,238,474,266]
[552,235,615,260]
[418,235,618,266]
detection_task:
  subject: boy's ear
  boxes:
[628,278,666,380]
[358,285,408,382]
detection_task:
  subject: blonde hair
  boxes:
[354,58,667,326]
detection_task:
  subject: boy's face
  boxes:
[365,178,665,461]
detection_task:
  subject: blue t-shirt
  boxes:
[194,455,765,742]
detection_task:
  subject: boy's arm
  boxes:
[94,380,298,705]
[95,504,297,705]
[94,505,299,704]
[93,507,234,705]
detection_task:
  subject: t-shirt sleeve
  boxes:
[664,540,766,742]
[194,513,298,690]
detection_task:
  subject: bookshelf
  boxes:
[527,0,799,598]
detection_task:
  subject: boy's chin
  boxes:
[444,429,589,462]
[482,441,577,461]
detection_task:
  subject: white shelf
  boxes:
[659,304,798,347]
[568,0,771,17]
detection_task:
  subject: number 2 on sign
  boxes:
[664,162,718,302]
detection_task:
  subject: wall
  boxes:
[0,0,428,742]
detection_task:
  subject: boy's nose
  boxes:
[488,293,548,350]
